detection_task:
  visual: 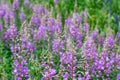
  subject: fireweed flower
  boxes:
[69,25,79,37]
[47,18,55,32]
[76,31,83,48]
[20,12,26,21]
[91,29,99,39]
[52,39,64,53]
[8,28,29,80]
[116,32,120,45]
[0,9,5,17]
[9,11,15,24]
[83,22,90,32]
[38,6,45,14]
[98,35,105,46]
[21,35,29,48]
[12,0,19,10]
[103,36,114,52]
[42,68,56,80]
[73,13,82,26]
[33,5,45,15]
[63,72,69,80]
[117,32,120,39]
[60,52,77,79]
[31,15,40,26]
[34,24,47,41]
[106,36,114,47]
[65,17,72,26]
[0,22,2,31]
[11,37,30,80]
[53,21,62,33]
[4,12,10,24]
[13,57,29,80]
[54,0,59,4]
[26,42,36,52]
[117,74,120,80]
[91,52,120,78]
[82,36,97,59]
[24,0,30,5]
[3,24,17,43]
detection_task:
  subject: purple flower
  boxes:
[65,17,72,26]
[60,52,72,64]
[76,40,82,48]
[13,58,29,79]
[0,9,5,17]
[20,12,26,20]
[105,36,114,48]
[54,0,59,4]
[91,29,98,39]
[63,72,69,80]
[3,24,17,43]
[4,13,9,23]
[52,39,64,52]
[43,68,56,79]
[117,32,120,39]
[82,36,97,59]
[60,52,77,79]
[21,35,29,48]
[9,11,15,23]
[26,42,36,51]
[98,36,105,46]
[83,22,90,32]
[52,39,60,52]
[12,0,19,9]
[117,74,120,80]
[33,5,45,14]
[69,25,79,37]
[24,0,30,5]
[47,18,55,32]
[0,22,2,31]
[34,25,47,41]
[31,15,39,25]
[1,4,9,10]
[17,77,22,80]
[73,13,82,26]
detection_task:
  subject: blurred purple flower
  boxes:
[0,9,5,17]
[83,22,90,32]
[54,0,59,4]
[73,13,82,26]
[106,36,114,47]
[34,25,47,41]
[26,42,36,51]
[82,36,97,59]
[117,74,120,80]
[31,15,39,25]
[24,0,30,5]
[20,12,26,20]
[117,32,120,39]
[3,24,17,43]
[52,39,64,52]
[12,0,19,9]
[0,22,2,31]
[13,58,29,79]
[91,29,98,39]
[4,13,9,23]
[43,68,56,79]
[33,5,45,14]
[76,40,82,48]
[63,72,69,80]
[98,36,105,46]
[65,17,72,26]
